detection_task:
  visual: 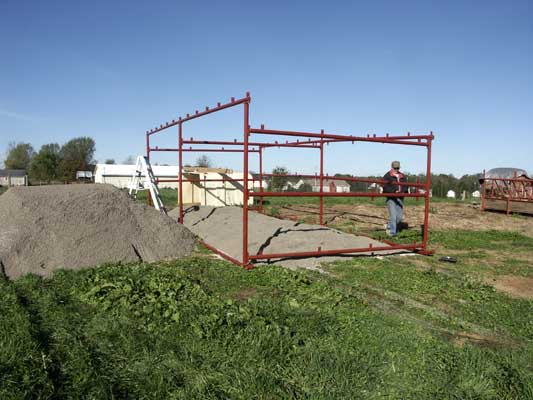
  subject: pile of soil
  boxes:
[170,206,402,269]
[0,184,196,279]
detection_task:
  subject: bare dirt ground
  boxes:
[274,201,533,237]
[484,275,533,300]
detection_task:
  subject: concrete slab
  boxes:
[169,206,408,270]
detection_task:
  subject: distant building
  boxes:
[0,169,27,186]
[251,173,268,190]
[368,182,384,194]
[472,190,481,198]
[94,163,253,206]
[76,170,94,182]
[446,190,456,199]
[94,164,179,188]
[281,177,350,192]
[322,179,350,193]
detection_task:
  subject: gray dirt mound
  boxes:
[0,184,196,279]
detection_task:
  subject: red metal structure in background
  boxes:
[145,93,435,267]
[481,170,533,215]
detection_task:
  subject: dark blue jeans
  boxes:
[386,198,403,236]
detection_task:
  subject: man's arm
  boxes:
[382,173,396,193]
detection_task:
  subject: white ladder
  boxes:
[128,156,167,214]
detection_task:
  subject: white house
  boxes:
[472,190,481,198]
[76,170,94,181]
[368,182,384,194]
[94,164,253,206]
[251,174,268,190]
[311,178,350,193]
[0,169,27,186]
[446,190,456,199]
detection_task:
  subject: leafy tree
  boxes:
[268,166,289,191]
[123,155,136,165]
[298,182,313,192]
[4,142,35,170]
[457,174,481,195]
[195,155,212,168]
[58,137,95,181]
[29,143,61,182]
[105,159,116,165]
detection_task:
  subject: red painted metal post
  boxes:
[422,133,433,251]
[178,122,184,223]
[242,94,251,266]
[146,132,152,207]
[259,146,264,211]
[481,169,486,211]
[146,132,150,163]
[319,129,324,225]
[506,171,515,215]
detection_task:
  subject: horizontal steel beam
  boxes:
[150,147,259,153]
[147,93,250,136]
[250,127,432,147]
[249,243,422,260]
[262,173,425,188]
[248,191,424,198]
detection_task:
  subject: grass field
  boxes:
[1,228,532,399]
[136,187,473,209]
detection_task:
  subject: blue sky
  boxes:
[1,0,531,177]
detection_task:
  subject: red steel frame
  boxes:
[145,92,435,267]
[481,170,533,215]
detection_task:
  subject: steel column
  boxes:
[259,146,263,210]
[178,122,184,223]
[319,129,324,225]
[422,133,433,251]
[146,132,152,207]
[242,95,250,266]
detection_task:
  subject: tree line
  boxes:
[3,137,96,183]
[336,172,481,197]
[266,167,481,198]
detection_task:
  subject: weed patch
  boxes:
[2,257,532,398]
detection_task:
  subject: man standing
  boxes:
[383,161,408,237]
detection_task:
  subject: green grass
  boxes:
[429,230,533,251]
[134,188,178,207]
[1,230,532,399]
[264,195,467,207]
[0,278,54,398]
[133,188,472,210]
[326,257,533,340]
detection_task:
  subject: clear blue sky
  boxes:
[1,0,531,177]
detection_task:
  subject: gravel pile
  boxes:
[170,206,402,270]
[0,184,196,279]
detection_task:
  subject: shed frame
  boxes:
[145,92,435,267]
